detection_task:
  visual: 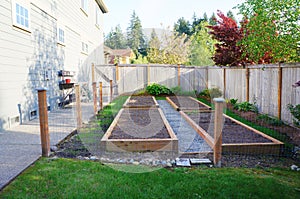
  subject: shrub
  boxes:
[170,86,196,96]
[199,88,222,99]
[234,101,258,113]
[256,114,284,126]
[230,98,238,105]
[146,83,172,96]
[287,104,300,126]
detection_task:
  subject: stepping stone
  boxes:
[190,158,212,164]
[175,158,191,167]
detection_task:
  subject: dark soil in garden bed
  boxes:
[124,96,157,107]
[168,96,209,110]
[187,112,272,143]
[226,104,300,146]
[109,108,171,139]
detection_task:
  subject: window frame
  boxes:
[11,0,31,32]
[95,6,101,28]
[81,41,88,54]
[80,0,89,16]
[57,23,65,45]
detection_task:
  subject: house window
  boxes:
[57,25,65,45]
[81,0,88,15]
[95,7,101,27]
[12,0,30,32]
[82,42,88,54]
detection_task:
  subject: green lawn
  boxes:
[1,158,299,198]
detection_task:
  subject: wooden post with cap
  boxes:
[99,82,103,110]
[213,98,225,167]
[75,84,82,128]
[37,88,50,157]
[110,80,113,103]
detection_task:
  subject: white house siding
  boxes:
[0,0,107,130]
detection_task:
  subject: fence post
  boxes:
[75,85,82,128]
[147,63,150,85]
[177,64,181,87]
[246,67,250,102]
[92,63,95,83]
[37,89,50,157]
[92,82,97,114]
[99,82,103,110]
[115,63,119,81]
[110,80,113,103]
[206,67,209,89]
[223,68,226,98]
[213,98,225,167]
[278,64,282,119]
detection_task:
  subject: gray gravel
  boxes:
[157,100,212,153]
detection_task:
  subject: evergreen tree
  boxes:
[104,25,127,49]
[149,29,160,49]
[174,17,191,36]
[190,21,216,66]
[126,11,146,55]
[209,12,217,25]
[226,10,236,22]
[203,12,208,22]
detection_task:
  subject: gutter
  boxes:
[96,0,109,13]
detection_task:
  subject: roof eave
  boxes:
[96,0,108,13]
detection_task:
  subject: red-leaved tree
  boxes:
[207,11,246,66]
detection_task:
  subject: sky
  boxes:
[103,0,245,35]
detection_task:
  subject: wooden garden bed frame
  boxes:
[167,96,283,155]
[166,96,211,111]
[101,107,178,153]
[123,96,159,108]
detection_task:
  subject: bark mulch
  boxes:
[109,108,170,139]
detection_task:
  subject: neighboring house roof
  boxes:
[104,46,113,55]
[96,0,109,13]
[112,49,133,57]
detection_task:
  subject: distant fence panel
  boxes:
[249,66,279,117]
[94,63,300,124]
[194,68,207,92]
[281,63,300,123]
[150,66,177,88]
[208,68,224,94]
[225,69,247,102]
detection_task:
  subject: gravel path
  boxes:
[158,100,212,153]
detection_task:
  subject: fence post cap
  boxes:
[36,87,48,91]
[213,98,225,103]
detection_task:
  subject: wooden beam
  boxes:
[92,82,97,114]
[177,64,181,87]
[75,85,82,128]
[246,67,250,102]
[213,98,225,167]
[92,63,95,83]
[278,64,282,119]
[99,82,103,110]
[110,79,113,103]
[37,89,50,157]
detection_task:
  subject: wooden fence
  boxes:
[94,63,300,124]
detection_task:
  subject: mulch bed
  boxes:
[109,108,170,139]
[168,96,208,110]
[124,96,157,107]
[187,112,272,144]
[227,104,300,146]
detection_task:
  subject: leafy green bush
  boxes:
[287,104,300,126]
[170,86,196,96]
[256,114,284,126]
[234,101,258,113]
[230,98,238,105]
[146,83,172,96]
[199,88,222,99]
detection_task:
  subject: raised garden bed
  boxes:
[123,96,159,108]
[101,108,178,152]
[166,96,211,111]
[167,96,283,155]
